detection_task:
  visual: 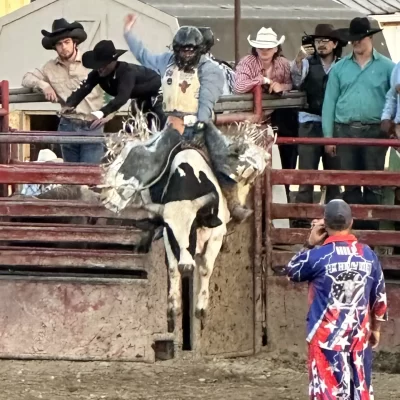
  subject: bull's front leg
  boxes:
[164,227,181,332]
[195,225,225,319]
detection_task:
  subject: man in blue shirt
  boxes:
[322,18,394,229]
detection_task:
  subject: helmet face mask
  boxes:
[172,26,204,72]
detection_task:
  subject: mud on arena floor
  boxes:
[1,352,400,400]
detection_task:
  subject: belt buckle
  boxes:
[183,115,197,126]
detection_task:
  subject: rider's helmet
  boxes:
[198,27,214,54]
[172,26,204,71]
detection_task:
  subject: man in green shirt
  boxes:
[322,17,394,229]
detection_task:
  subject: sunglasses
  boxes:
[314,38,332,44]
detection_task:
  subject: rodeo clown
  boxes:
[121,14,265,222]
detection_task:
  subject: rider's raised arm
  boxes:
[124,30,172,76]
[197,59,224,122]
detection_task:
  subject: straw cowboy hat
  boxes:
[35,149,63,163]
[82,40,127,70]
[247,27,285,49]
[41,18,87,50]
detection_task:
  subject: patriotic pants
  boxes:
[308,344,374,399]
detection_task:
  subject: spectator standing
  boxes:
[235,27,297,200]
[322,18,394,229]
[291,24,346,215]
[22,19,105,163]
[380,61,400,252]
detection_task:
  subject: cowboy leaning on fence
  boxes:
[22,19,105,164]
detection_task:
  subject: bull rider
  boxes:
[123,14,254,222]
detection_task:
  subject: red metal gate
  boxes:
[264,136,400,353]
[0,81,289,361]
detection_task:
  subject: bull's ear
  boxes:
[193,192,216,210]
[143,203,165,216]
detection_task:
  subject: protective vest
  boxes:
[162,64,201,116]
[301,55,337,116]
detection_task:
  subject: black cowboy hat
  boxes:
[41,18,87,50]
[309,24,348,47]
[338,17,382,42]
[82,40,127,70]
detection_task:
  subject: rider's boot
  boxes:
[221,183,253,223]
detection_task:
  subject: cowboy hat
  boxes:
[247,27,285,49]
[338,17,382,42]
[308,24,348,47]
[35,149,63,163]
[82,40,127,70]
[41,18,87,50]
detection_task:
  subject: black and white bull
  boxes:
[143,148,230,321]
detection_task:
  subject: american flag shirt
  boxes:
[287,234,388,352]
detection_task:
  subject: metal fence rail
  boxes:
[265,136,400,275]
[5,86,307,113]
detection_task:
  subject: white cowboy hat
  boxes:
[247,27,285,49]
[35,149,64,163]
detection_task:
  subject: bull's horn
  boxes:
[193,192,216,210]
[143,203,165,216]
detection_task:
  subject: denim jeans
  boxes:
[58,117,105,164]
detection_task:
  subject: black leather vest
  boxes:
[301,55,337,116]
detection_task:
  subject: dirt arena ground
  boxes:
[2,351,400,400]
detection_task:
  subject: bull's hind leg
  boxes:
[195,225,225,319]
[164,227,181,332]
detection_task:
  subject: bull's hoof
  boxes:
[178,264,194,276]
[195,307,207,320]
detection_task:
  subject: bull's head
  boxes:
[143,192,218,274]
